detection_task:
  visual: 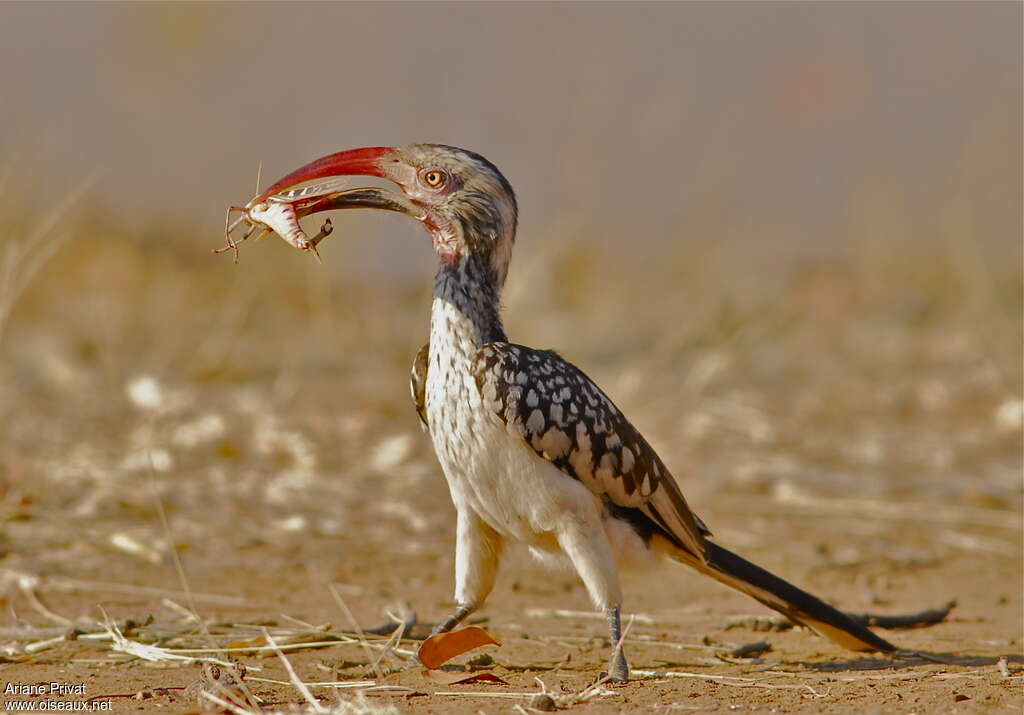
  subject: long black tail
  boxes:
[671,541,896,653]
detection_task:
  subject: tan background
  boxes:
[1,3,1019,258]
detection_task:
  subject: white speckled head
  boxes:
[248,144,518,286]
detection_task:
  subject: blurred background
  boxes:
[0,2,1020,629]
[2,3,1020,260]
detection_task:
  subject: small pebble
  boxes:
[530,693,558,711]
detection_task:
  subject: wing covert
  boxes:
[410,342,430,431]
[471,342,709,560]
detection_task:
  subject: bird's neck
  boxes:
[431,252,507,350]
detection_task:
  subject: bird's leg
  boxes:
[554,520,629,682]
[400,603,475,671]
[429,602,473,637]
[309,218,334,247]
[302,219,333,264]
[406,511,503,668]
[606,605,629,682]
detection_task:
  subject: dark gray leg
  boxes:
[409,514,501,668]
[405,602,475,668]
[606,605,629,682]
[430,602,473,636]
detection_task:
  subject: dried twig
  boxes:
[102,613,193,664]
[247,677,375,689]
[8,572,72,626]
[722,614,793,633]
[938,530,1018,556]
[194,689,252,715]
[632,669,824,696]
[0,172,99,345]
[846,601,956,630]
[730,640,772,658]
[525,608,655,625]
[264,629,322,711]
[369,617,413,676]
[168,639,360,655]
[328,582,386,679]
[6,572,244,605]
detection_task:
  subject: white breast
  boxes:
[425,298,558,541]
[424,298,657,572]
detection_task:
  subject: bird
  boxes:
[244,143,896,681]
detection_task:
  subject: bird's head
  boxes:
[250,144,518,285]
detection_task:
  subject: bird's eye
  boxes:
[422,169,447,188]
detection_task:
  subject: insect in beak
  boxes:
[215,180,348,263]
[216,146,420,263]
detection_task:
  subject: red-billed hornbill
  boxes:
[244,144,895,680]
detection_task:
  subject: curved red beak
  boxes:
[218,146,420,262]
[249,146,396,205]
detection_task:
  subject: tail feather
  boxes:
[672,540,896,653]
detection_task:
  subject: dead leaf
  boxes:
[417,626,501,669]
[424,669,509,685]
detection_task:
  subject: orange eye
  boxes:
[423,169,447,188]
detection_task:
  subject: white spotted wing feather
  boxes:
[470,343,710,561]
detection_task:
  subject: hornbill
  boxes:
[239,143,896,681]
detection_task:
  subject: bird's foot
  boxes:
[601,652,629,683]
[603,605,629,683]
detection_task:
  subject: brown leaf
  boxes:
[417,626,501,669]
[424,669,509,685]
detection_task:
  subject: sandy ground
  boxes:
[1,494,1020,714]
[0,220,1020,713]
